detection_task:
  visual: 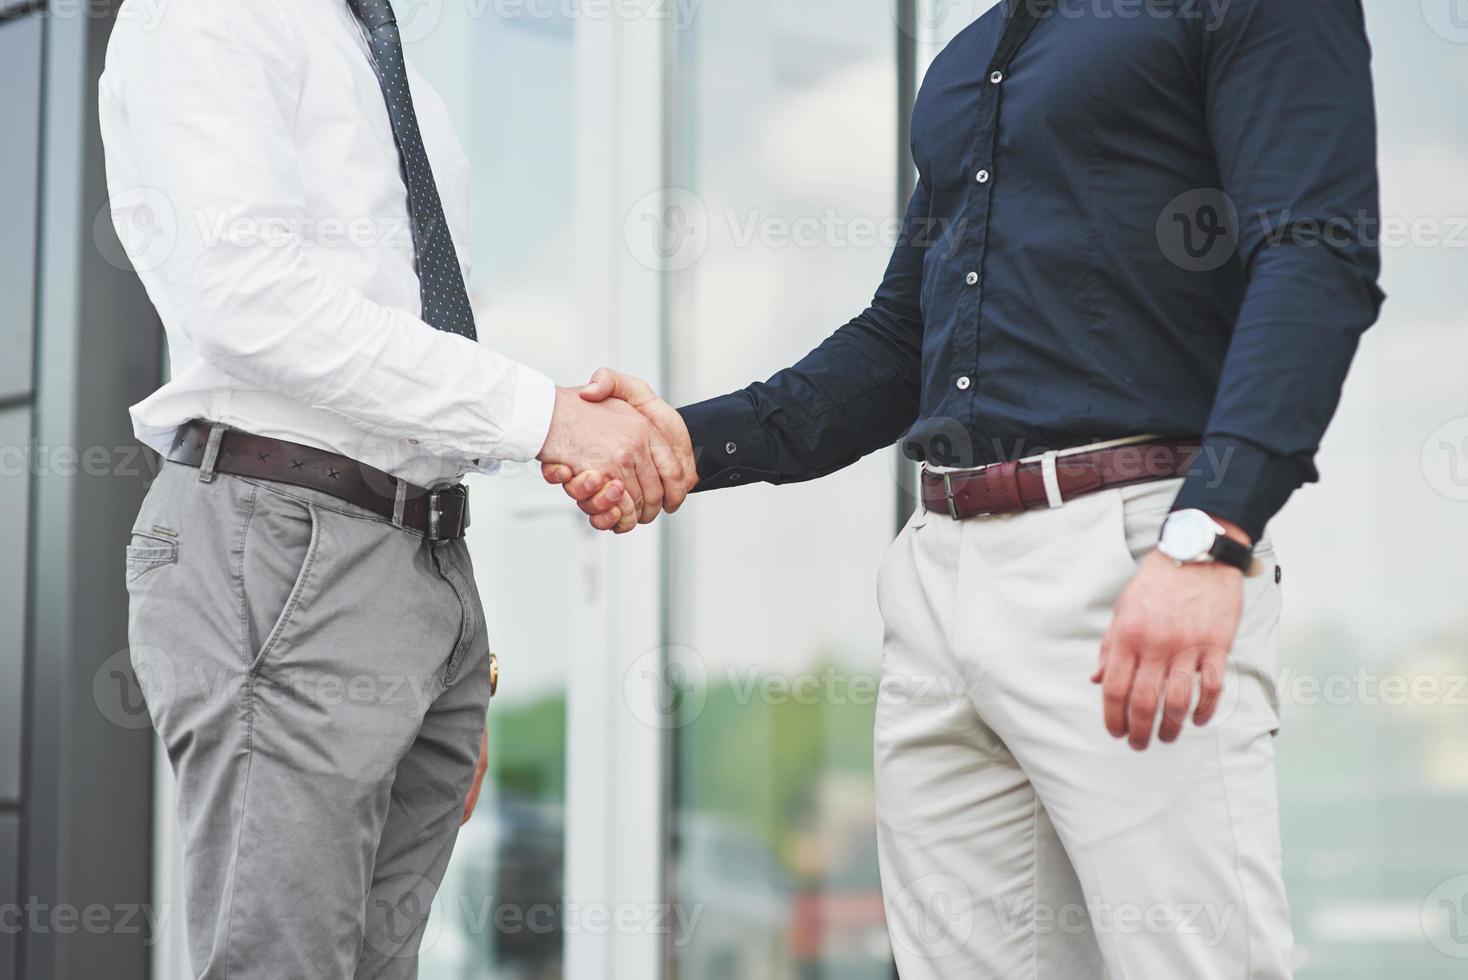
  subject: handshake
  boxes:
[536,368,697,534]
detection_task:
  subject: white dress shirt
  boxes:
[99,0,557,487]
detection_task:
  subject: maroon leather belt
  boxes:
[166,420,470,542]
[921,438,1202,520]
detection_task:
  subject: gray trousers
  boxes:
[126,460,492,979]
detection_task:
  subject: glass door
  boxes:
[664,3,904,978]
[408,7,584,978]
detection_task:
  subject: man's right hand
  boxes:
[537,386,688,533]
[541,369,697,531]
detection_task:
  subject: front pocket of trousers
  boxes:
[238,488,321,671]
[125,531,179,584]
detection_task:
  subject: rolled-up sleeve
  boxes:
[1172,0,1386,539]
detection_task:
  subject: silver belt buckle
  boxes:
[943,472,962,521]
[427,484,469,544]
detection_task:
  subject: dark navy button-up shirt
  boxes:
[679,0,1384,541]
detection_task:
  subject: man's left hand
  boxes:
[463,729,489,824]
[1094,522,1250,751]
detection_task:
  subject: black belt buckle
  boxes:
[427,484,470,543]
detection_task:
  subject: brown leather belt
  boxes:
[166,420,470,542]
[921,438,1201,520]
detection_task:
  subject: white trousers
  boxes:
[874,478,1293,979]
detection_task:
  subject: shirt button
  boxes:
[965,271,979,286]
[956,376,972,391]
[976,169,991,184]
[990,70,1004,85]
[724,441,738,455]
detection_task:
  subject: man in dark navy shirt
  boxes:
[549,1,1381,974]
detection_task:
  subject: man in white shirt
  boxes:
[102,0,691,976]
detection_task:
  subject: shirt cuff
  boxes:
[677,391,778,492]
[1171,435,1310,543]
[478,362,557,467]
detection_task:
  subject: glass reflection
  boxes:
[667,2,901,978]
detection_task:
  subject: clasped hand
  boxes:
[536,369,695,533]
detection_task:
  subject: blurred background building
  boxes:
[2,0,1467,978]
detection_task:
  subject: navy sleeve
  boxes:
[679,180,930,491]
[1172,0,1386,540]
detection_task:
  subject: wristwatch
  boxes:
[1158,509,1256,575]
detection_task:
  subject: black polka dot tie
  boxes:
[346,0,477,341]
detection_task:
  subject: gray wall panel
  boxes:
[0,12,43,400]
[22,2,159,976]
[0,408,28,806]
[0,813,16,979]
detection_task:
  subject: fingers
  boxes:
[613,495,639,533]
[1157,658,1198,745]
[589,507,623,532]
[1100,637,1138,741]
[609,451,648,533]
[1126,663,1165,751]
[648,437,689,514]
[1193,648,1229,727]
[646,406,695,512]
[626,444,664,524]
[542,462,574,485]
[581,367,654,404]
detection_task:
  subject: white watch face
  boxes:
[1159,510,1222,563]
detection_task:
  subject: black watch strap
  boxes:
[1208,535,1255,575]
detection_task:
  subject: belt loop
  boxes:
[391,479,408,528]
[197,422,228,483]
[1040,451,1064,509]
